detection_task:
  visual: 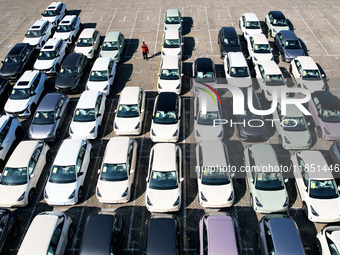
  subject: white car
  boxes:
[113,87,146,135]
[54,15,81,44]
[254,60,287,101]
[69,90,106,139]
[86,57,116,95]
[33,38,67,74]
[290,56,326,92]
[223,52,252,88]
[0,116,21,164]
[0,141,50,207]
[194,92,224,142]
[41,2,67,28]
[96,137,137,203]
[164,9,182,32]
[239,13,263,40]
[161,29,183,58]
[196,140,234,208]
[23,19,54,49]
[157,55,183,94]
[17,211,73,255]
[151,92,181,143]
[5,70,46,117]
[292,150,340,223]
[74,28,101,59]
[247,34,274,65]
[265,11,290,37]
[316,225,340,255]
[44,139,92,205]
[146,143,183,213]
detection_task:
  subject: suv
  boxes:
[41,2,67,28]
[218,27,241,57]
[265,11,289,37]
[53,15,81,44]
[74,28,101,59]
[99,31,125,63]
[224,52,251,88]
[23,19,54,49]
[161,29,183,58]
[164,9,182,33]
[239,13,263,40]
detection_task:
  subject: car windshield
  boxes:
[195,71,215,82]
[322,108,340,123]
[56,24,72,33]
[285,40,301,49]
[165,16,180,24]
[49,165,76,184]
[309,179,339,199]
[230,67,249,77]
[302,69,321,80]
[197,111,219,125]
[245,21,260,29]
[160,69,179,80]
[38,51,56,60]
[100,163,128,182]
[0,167,27,185]
[254,44,271,53]
[26,30,42,38]
[265,74,285,86]
[223,38,239,46]
[102,41,118,51]
[164,39,180,48]
[201,169,230,185]
[59,67,78,77]
[73,108,95,122]
[33,111,55,125]
[149,171,178,190]
[154,110,177,124]
[42,10,57,17]
[117,104,139,118]
[255,172,284,191]
[273,18,287,26]
[4,56,22,65]
[89,70,108,82]
[77,38,93,47]
[10,88,30,100]
[282,117,307,131]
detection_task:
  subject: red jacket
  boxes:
[141,43,149,52]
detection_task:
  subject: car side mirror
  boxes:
[252,178,255,184]
[96,113,101,117]
[32,92,36,96]
[141,109,144,113]
[181,43,183,46]
[97,169,101,174]
[321,73,325,78]
[338,186,340,192]
[181,73,184,77]
[78,172,84,177]
[109,75,113,78]
[0,147,3,150]
[56,116,61,120]
[30,174,35,179]
[114,109,117,113]
[284,179,289,183]
[146,177,149,182]
[231,173,236,178]
[1,61,3,64]
[180,177,184,182]
[130,169,135,174]
[303,186,307,191]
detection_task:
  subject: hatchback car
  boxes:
[244,144,289,213]
[316,225,340,255]
[192,58,217,95]
[146,143,183,213]
[265,11,290,37]
[96,137,137,203]
[161,29,183,58]
[74,28,101,59]
[292,150,340,222]
[164,9,182,33]
[247,34,273,65]
[151,92,181,143]
[275,30,305,62]
[41,2,67,28]
[239,13,263,40]
[53,15,81,44]
[17,211,73,255]
[196,140,234,208]
[258,214,305,255]
[23,19,54,49]
[224,52,251,88]
[0,43,35,80]
[5,70,46,117]
[28,93,69,141]
[0,209,19,254]
[329,141,340,166]
[308,91,340,140]
[70,90,106,139]
[113,86,146,135]
[44,139,92,205]
[86,57,116,95]
[218,27,241,57]
[0,116,21,166]
[199,213,241,255]
[157,55,183,94]
[0,141,50,207]
[99,31,125,63]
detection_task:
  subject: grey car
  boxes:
[274,30,305,62]
[28,93,69,141]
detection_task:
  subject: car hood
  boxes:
[54,32,71,41]
[97,179,129,200]
[284,48,305,58]
[29,123,56,139]
[5,98,30,113]
[310,197,340,220]
[114,115,141,131]
[254,52,273,62]
[196,123,223,140]
[70,120,96,137]
[323,122,340,138]
[272,25,290,33]
[162,47,181,57]
[227,76,252,88]
[0,184,27,206]
[34,59,55,70]
[300,79,325,93]
[0,63,22,77]
[45,181,77,203]
[200,182,233,204]
[284,130,311,147]
[86,80,109,93]
[165,24,181,31]
[23,37,41,46]
[158,78,181,90]
[255,188,288,211]
[238,119,267,136]
[245,28,262,36]
[74,46,92,55]
[151,122,179,138]
[147,187,180,209]
[100,49,119,58]
[55,75,79,89]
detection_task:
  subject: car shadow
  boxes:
[287,19,295,31]
[81,23,97,29]
[66,10,81,16]
[182,17,193,36]
[260,21,269,37]
[111,63,133,96]
[183,36,195,61]
[121,38,139,63]
[181,62,193,95]
[299,38,309,56]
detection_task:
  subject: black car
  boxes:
[0,43,35,80]
[0,77,12,102]
[55,53,87,93]
[218,27,241,57]
[233,88,268,141]
[0,209,19,254]
[142,215,182,255]
[79,212,123,255]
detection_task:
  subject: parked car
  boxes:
[274,30,305,62]
[316,225,340,255]
[157,55,183,94]
[99,31,125,63]
[0,116,21,166]
[44,139,92,205]
[164,9,182,33]
[218,27,241,57]
[5,70,46,118]
[308,91,340,140]
[192,58,217,95]
[161,29,183,58]
[244,144,289,213]
[41,2,67,28]
[17,211,73,255]
[247,34,273,65]
[53,15,81,44]
[28,93,69,141]
[0,209,19,254]
[196,140,234,208]
[74,28,101,59]
[96,137,137,203]
[0,43,35,80]
[224,51,251,88]
[0,141,50,207]
[239,13,263,40]
[113,87,146,135]
[265,11,290,37]
[146,143,183,213]
[23,19,54,49]
[329,141,340,166]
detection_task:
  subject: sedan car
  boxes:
[157,55,183,94]
[74,28,101,59]
[17,211,73,255]
[247,34,274,65]
[69,90,106,139]
[0,209,19,254]
[44,139,92,205]
[275,30,305,62]
[28,93,69,141]
[151,92,181,143]
[0,116,21,166]
[244,144,289,213]
[55,53,87,93]
[218,27,241,57]
[53,15,81,44]
[113,87,146,135]
[161,29,183,58]
[265,11,290,37]
[292,150,340,222]
[96,137,137,203]
[41,2,67,28]
[329,141,340,166]
[192,58,217,95]
[239,13,263,40]
[0,43,35,80]
[146,143,183,213]
[99,31,125,63]
[316,225,340,255]
[0,141,50,207]
[308,91,340,140]
[224,51,251,88]
[4,70,46,118]
[164,9,182,32]
[23,19,54,49]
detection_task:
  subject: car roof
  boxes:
[53,139,83,166]
[92,57,111,70]
[164,29,180,39]
[228,52,247,67]
[46,2,62,9]
[312,91,340,110]
[295,56,318,70]
[8,43,30,56]
[104,31,120,41]
[60,15,76,24]
[152,143,177,172]
[248,144,278,168]
[162,55,179,69]
[42,38,61,51]
[62,53,83,68]
[243,13,259,21]
[196,58,214,72]
[166,9,180,17]
[269,11,286,19]
[119,87,140,105]
[14,70,39,88]
[76,90,100,109]
[279,30,298,40]
[79,28,96,38]
[199,140,228,166]
[37,93,63,111]
[280,103,304,118]
[197,92,219,112]
[251,34,269,44]
[103,137,131,164]
[29,20,47,30]
[6,141,41,167]
[259,61,281,75]
[155,92,178,113]
[221,27,238,38]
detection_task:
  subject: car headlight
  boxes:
[255,197,263,207]
[90,127,96,134]
[227,191,234,202]
[69,127,73,134]
[17,192,25,202]
[172,129,178,137]
[196,129,200,137]
[104,85,108,91]
[114,53,119,58]
[151,129,156,136]
[44,190,48,199]
[88,49,93,54]
[147,196,153,206]
[121,188,129,197]
[284,136,291,144]
[162,51,165,55]
[176,84,181,89]
[283,197,289,207]
[135,122,140,129]
[266,90,272,96]
[307,136,312,144]
[253,56,258,61]
[68,190,76,199]
[158,83,162,89]
[311,205,319,216]
[173,196,180,206]
[201,192,208,202]
[218,130,223,138]
[96,187,102,197]
[114,122,118,130]
[324,127,331,135]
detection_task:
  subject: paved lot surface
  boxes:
[1,0,340,254]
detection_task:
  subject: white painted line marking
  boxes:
[124,8,139,57]
[153,7,162,55]
[87,9,95,22]
[204,7,213,55]
[315,8,340,39]
[105,9,117,34]
[227,7,234,26]
[182,95,188,250]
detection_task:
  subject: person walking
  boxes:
[141,41,149,60]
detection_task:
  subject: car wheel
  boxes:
[316,126,322,138]
[56,129,61,140]
[78,186,83,202]
[68,223,74,239]
[28,189,35,203]
[90,148,94,160]
[56,63,60,73]
[281,54,285,62]
[315,239,322,255]
[250,193,253,208]
[46,150,52,163]
[302,202,308,218]
[15,126,22,140]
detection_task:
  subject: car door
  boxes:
[0,119,12,158]
[93,30,100,51]
[28,143,45,189]
[109,60,116,86]
[291,59,301,79]
[76,143,88,187]
[126,140,135,185]
[263,222,275,255]
[50,218,65,255]
[139,89,146,121]
[248,37,255,57]
[119,33,125,55]
[176,146,183,192]
[55,96,66,129]
[96,93,106,127]
[296,156,309,202]
[276,33,284,54]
